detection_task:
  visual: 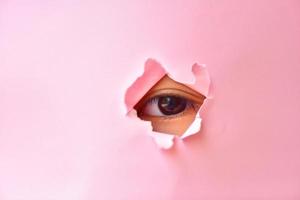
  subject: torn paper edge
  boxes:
[124,58,211,149]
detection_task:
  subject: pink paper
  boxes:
[125,59,210,149]
[1,0,300,199]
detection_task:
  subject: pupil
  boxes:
[158,96,187,115]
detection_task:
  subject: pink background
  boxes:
[1,0,300,199]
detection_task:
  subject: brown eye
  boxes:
[133,74,206,136]
[136,95,196,117]
[158,96,187,115]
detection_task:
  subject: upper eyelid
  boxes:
[144,88,205,104]
[146,93,194,105]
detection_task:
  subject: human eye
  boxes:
[134,75,205,136]
[137,92,200,119]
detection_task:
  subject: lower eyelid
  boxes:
[151,109,197,121]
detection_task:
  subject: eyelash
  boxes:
[140,94,198,119]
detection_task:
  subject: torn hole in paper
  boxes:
[124,59,211,149]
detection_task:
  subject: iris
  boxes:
[158,96,187,115]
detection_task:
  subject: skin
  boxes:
[134,75,206,136]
